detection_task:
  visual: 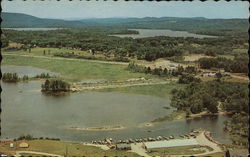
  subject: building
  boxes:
[116,144,131,150]
[19,142,29,148]
[143,139,199,151]
[9,143,14,148]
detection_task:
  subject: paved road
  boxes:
[195,131,223,156]
[15,151,63,157]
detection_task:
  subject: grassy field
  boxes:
[0,140,140,157]
[148,146,208,156]
[4,47,98,57]
[97,82,185,99]
[198,152,226,157]
[2,55,151,82]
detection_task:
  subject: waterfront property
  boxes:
[143,138,199,151]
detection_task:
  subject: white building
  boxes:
[143,139,199,150]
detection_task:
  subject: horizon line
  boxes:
[2,12,248,20]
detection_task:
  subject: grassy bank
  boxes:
[148,146,208,156]
[0,140,140,157]
[97,82,185,99]
[2,55,151,82]
[151,110,187,122]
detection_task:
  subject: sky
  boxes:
[2,0,249,19]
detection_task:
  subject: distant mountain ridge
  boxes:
[1,12,248,32]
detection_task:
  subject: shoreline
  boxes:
[65,125,125,131]
[149,110,230,126]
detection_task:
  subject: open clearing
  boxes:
[183,54,215,62]
[2,54,150,82]
[0,140,140,157]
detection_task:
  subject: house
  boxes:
[9,143,14,148]
[116,144,131,150]
[143,139,199,151]
[19,142,29,148]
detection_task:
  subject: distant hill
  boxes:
[1,12,248,33]
[1,12,97,28]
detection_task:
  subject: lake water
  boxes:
[111,29,217,39]
[0,65,231,143]
[1,65,59,77]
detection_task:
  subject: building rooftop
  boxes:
[144,139,199,149]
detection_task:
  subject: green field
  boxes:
[148,146,208,156]
[98,82,185,99]
[4,47,107,59]
[0,140,140,157]
[2,55,151,82]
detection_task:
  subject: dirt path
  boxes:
[130,143,151,157]
[194,131,223,156]
[73,79,175,91]
[15,151,63,157]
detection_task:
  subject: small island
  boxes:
[41,79,71,95]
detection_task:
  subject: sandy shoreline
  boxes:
[66,125,125,131]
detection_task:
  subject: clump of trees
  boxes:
[2,72,19,82]
[41,79,70,92]
[178,73,201,84]
[198,55,248,74]
[22,75,29,81]
[14,134,60,141]
[35,73,53,79]
[127,62,198,77]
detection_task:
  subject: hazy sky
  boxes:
[2,0,249,19]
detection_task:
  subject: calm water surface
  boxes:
[111,29,217,39]
[1,65,59,77]
[1,66,230,143]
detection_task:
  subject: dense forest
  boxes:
[170,81,249,145]
[198,55,248,74]
[2,27,248,62]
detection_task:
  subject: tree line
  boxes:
[198,55,248,74]
[127,62,198,77]
[2,72,28,82]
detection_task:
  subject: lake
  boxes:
[111,29,217,39]
[1,65,59,77]
[0,65,231,144]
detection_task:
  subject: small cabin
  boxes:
[19,142,29,148]
[9,143,14,148]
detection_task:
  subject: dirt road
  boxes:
[15,151,62,157]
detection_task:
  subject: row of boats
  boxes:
[91,130,200,145]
